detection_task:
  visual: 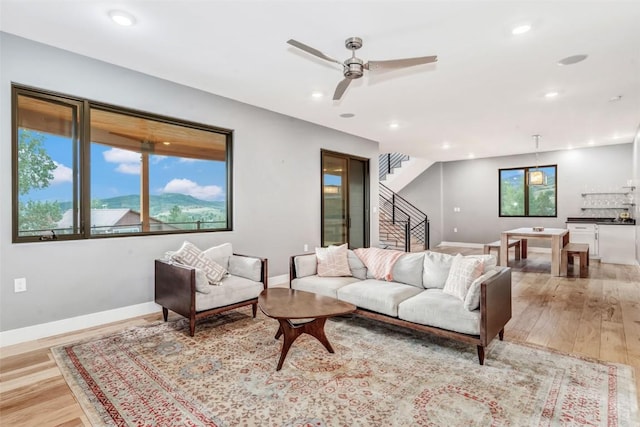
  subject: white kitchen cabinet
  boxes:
[598,225,637,265]
[567,223,598,257]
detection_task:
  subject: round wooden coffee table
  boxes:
[258,288,356,371]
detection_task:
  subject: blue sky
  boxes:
[22,132,227,203]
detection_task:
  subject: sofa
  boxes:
[155,242,268,336]
[289,246,512,365]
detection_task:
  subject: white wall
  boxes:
[401,144,634,247]
[0,33,380,332]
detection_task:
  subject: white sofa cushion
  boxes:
[422,251,455,289]
[203,242,233,270]
[463,268,499,311]
[294,254,317,278]
[228,255,262,282]
[291,276,361,299]
[337,279,423,317]
[398,289,481,335]
[347,250,367,280]
[195,275,263,312]
[316,244,352,277]
[392,252,425,288]
[442,254,483,301]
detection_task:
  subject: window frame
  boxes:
[12,84,233,243]
[498,164,558,218]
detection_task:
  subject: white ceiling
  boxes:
[2,1,639,162]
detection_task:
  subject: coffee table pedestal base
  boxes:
[273,318,333,371]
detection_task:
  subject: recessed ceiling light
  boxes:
[468,153,475,159]
[567,145,573,150]
[588,140,595,146]
[311,91,323,99]
[389,122,399,129]
[557,54,588,66]
[339,113,355,118]
[544,91,559,98]
[109,10,136,27]
[442,142,450,150]
[512,24,532,35]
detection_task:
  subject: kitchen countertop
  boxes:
[566,217,636,225]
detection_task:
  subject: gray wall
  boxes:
[401,144,634,247]
[0,33,380,331]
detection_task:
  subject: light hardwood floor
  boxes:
[1,247,639,426]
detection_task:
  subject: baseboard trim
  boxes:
[1,273,292,348]
[269,274,289,287]
[0,302,160,348]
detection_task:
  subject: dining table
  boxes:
[499,227,569,276]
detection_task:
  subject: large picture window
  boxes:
[499,165,557,217]
[12,85,232,242]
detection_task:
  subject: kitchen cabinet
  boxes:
[567,223,598,257]
[598,225,637,265]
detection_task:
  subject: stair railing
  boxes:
[379,183,429,251]
[379,153,410,181]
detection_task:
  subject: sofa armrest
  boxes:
[155,259,195,319]
[230,253,268,289]
[479,266,512,346]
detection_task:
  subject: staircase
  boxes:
[378,155,429,251]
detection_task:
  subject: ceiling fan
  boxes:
[287,37,437,100]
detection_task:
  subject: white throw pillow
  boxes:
[316,244,352,277]
[392,252,425,288]
[422,251,455,289]
[172,241,227,285]
[203,242,233,270]
[294,254,318,278]
[463,268,499,311]
[442,254,484,301]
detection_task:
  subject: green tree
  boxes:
[17,130,63,233]
[19,200,62,232]
[17,130,57,195]
[169,205,183,223]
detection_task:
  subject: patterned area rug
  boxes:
[52,308,638,426]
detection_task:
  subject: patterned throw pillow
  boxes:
[172,241,227,285]
[442,254,483,301]
[316,244,352,277]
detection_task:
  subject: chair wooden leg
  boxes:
[162,307,168,322]
[477,345,485,365]
[189,317,196,337]
[252,302,257,318]
[515,242,521,260]
[499,328,504,340]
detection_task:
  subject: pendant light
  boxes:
[529,134,546,186]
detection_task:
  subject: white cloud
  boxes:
[161,178,223,201]
[103,148,140,164]
[52,161,73,184]
[116,163,141,175]
[103,148,141,175]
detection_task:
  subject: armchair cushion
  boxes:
[195,275,264,312]
[228,255,262,282]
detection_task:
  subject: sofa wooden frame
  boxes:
[289,255,512,365]
[155,254,268,336]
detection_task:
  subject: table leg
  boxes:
[521,239,528,259]
[499,234,508,267]
[551,235,561,276]
[273,317,333,371]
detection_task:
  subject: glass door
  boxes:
[321,150,369,248]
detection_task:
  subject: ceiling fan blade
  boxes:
[365,55,438,71]
[287,39,342,65]
[333,78,352,100]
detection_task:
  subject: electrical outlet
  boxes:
[304,244,309,252]
[453,227,458,233]
[14,278,27,293]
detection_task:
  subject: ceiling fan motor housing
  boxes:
[344,57,364,79]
